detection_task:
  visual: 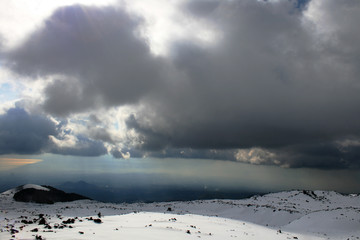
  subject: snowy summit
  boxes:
[1,184,359,240]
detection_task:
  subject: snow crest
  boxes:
[22,184,50,191]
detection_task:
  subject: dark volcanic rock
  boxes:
[62,218,75,224]
[21,220,33,224]
[38,218,47,225]
[13,185,90,204]
[93,218,102,224]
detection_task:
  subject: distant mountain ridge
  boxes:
[56,181,259,203]
[6,184,90,204]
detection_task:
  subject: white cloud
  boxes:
[234,148,278,165]
[0,0,116,50]
[124,0,218,56]
[49,134,77,149]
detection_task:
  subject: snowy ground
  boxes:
[1,186,359,240]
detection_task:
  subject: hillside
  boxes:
[0,185,359,240]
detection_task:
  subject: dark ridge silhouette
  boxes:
[56,181,260,203]
[13,185,90,204]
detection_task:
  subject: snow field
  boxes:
[1,185,359,240]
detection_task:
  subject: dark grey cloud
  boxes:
[124,0,360,168]
[110,148,125,159]
[0,107,107,157]
[5,4,165,116]
[87,127,114,144]
[282,142,359,169]
[296,0,311,9]
[185,0,220,17]
[0,107,56,154]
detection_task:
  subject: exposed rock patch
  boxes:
[13,185,90,204]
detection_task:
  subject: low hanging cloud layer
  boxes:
[0,107,107,156]
[1,0,360,169]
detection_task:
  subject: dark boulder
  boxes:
[93,218,102,224]
[38,218,47,225]
[62,218,75,224]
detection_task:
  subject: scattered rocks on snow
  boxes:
[21,219,33,224]
[10,228,19,234]
[62,218,75,224]
[35,234,43,240]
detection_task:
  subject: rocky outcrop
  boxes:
[13,185,90,204]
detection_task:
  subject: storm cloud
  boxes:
[2,0,360,168]
[124,0,360,168]
[0,107,107,157]
[5,4,165,116]
[0,107,56,154]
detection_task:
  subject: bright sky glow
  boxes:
[0,0,116,49]
[124,0,218,56]
[0,157,42,171]
[0,0,217,55]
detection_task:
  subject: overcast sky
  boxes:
[1,0,360,186]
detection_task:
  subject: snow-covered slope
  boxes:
[1,185,359,240]
[1,184,50,196]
